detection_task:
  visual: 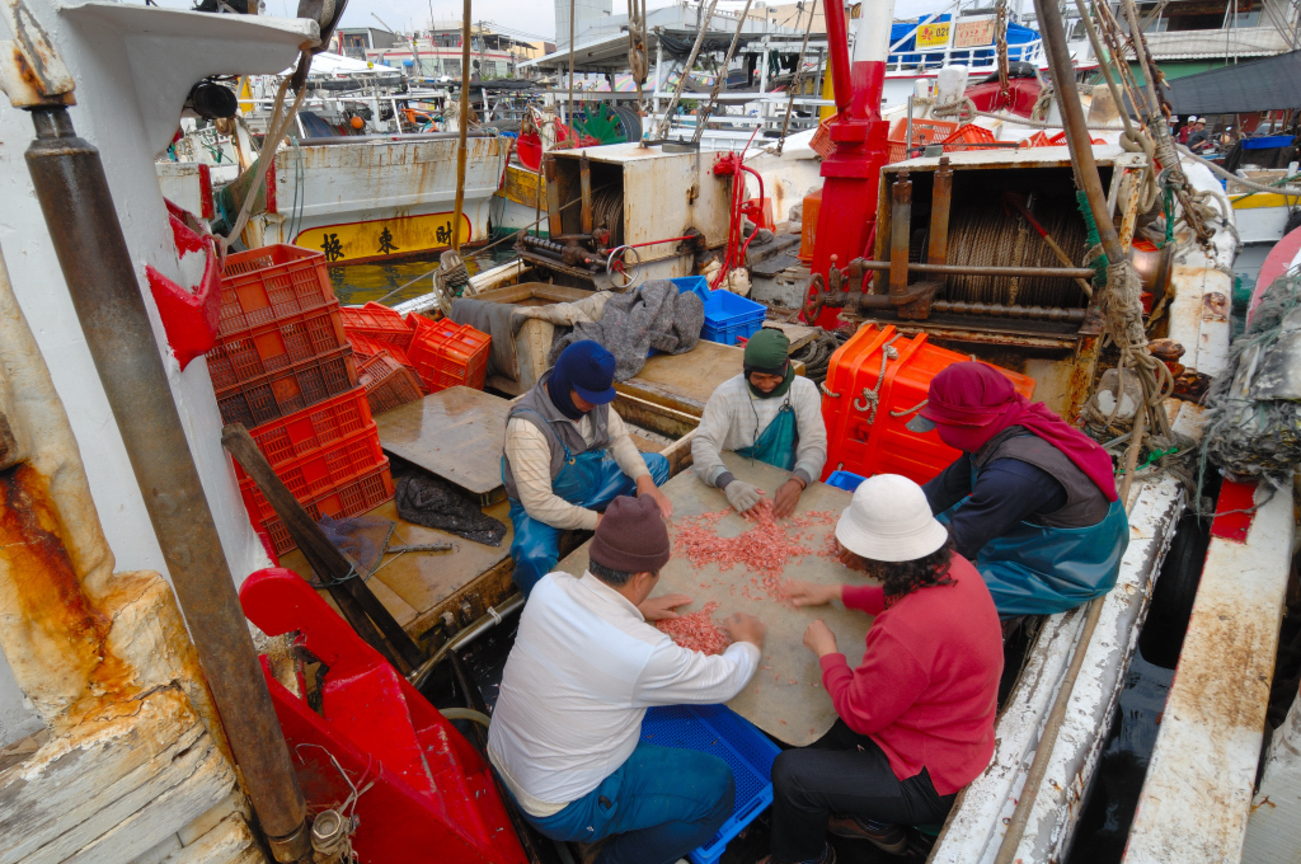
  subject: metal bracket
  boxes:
[0,0,75,108]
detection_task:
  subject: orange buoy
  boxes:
[350,115,364,130]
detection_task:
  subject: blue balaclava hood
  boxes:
[547,340,618,420]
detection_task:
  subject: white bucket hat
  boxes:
[834,474,950,562]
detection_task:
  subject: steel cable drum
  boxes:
[944,196,1090,309]
[592,186,624,248]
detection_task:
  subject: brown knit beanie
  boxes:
[589,495,672,574]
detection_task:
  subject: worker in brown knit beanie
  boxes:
[488,495,766,864]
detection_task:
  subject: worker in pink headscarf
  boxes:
[906,362,1128,620]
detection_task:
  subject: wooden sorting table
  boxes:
[556,452,873,747]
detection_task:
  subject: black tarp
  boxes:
[1168,51,1301,115]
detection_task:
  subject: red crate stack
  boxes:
[211,245,394,555]
[406,313,491,393]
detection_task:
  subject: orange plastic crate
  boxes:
[820,324,1036,486]
[238,425,387,522]
[941,123,995,152]
[406,315,490,393]
[886,118,959,163]
[216,347,358,428]
[242,388,377,470]
[219,245,336,338]
[207,301,347,391]
[359,353,426,416]
[347,331,416,370]
[250,465,396,556]
[341,301,415,350]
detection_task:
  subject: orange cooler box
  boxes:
[821,324,1036,486]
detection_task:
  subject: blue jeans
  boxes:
[523,742,735,864]
[509,451,670,596]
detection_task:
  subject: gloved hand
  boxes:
[724,480,764,514]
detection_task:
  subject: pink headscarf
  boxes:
[920,363,1118,502]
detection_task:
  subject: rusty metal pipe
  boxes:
[579,153,593,234]
[927,157,952,266]
[23,107,309,862]
[543,154,563,238]
[1033,0,1124,266]
[858,259,1096,280]
[452,0,472,253]
[930,300,1087,323]
[890,170,912,300]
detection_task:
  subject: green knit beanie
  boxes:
[743,329,793,399]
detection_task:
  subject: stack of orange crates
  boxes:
[210,245,394,556]
[341,302,428,417]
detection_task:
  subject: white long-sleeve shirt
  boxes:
[505,409,649,531]
[691,374,827,488]
[486,571,760,816]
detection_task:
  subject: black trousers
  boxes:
[769,720,956,863]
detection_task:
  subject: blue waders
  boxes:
[940,477,1129,617]
[507,437,670,597]
[734,401,798,470]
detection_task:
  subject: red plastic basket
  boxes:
[241,388,377,470]
[406,315,490,393]
[249,465,396,556]
[216,347,358,428]
[219,245,336,338]
[886,118,959,163]
[359,353,426,416]
[207,301,347,391]
[341,302,415,350]
[347,331,416,370]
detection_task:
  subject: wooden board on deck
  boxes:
[278,497,515,638]
[617,341,809,418]
[556,452,870,747]
[374,388,511,505]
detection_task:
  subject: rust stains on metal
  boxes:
[0,464,133,705]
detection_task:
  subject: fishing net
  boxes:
[1202,269,1301,486]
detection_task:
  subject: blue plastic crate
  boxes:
[824,470,866,492]
[640,704,780,864]
[701,290,766,347]
[671,276,712,307]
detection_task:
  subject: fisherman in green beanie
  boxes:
[691,329,828,518]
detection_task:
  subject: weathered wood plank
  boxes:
[0,688,233,864]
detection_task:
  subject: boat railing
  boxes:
[884,38,1044,72]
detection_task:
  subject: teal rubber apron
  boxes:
[943,464,1129,617]
[505,409,669,595]
[735,400,798,471]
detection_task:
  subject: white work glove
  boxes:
[724,480,763,514]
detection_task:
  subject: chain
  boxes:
[777,0,818,156]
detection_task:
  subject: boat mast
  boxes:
[454,1,472,253]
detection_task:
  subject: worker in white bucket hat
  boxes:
[761,475,1003,863]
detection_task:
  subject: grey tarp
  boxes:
[548,280,706,381]
[1168,51,1301,116]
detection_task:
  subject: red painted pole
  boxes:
[806,0,895,324]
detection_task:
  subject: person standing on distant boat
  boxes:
[503,340,673,596]
[768,475,1003,862]
[907,362,1128,621]
[692,329,827,518]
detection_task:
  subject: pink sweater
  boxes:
[820,555,1003,796]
